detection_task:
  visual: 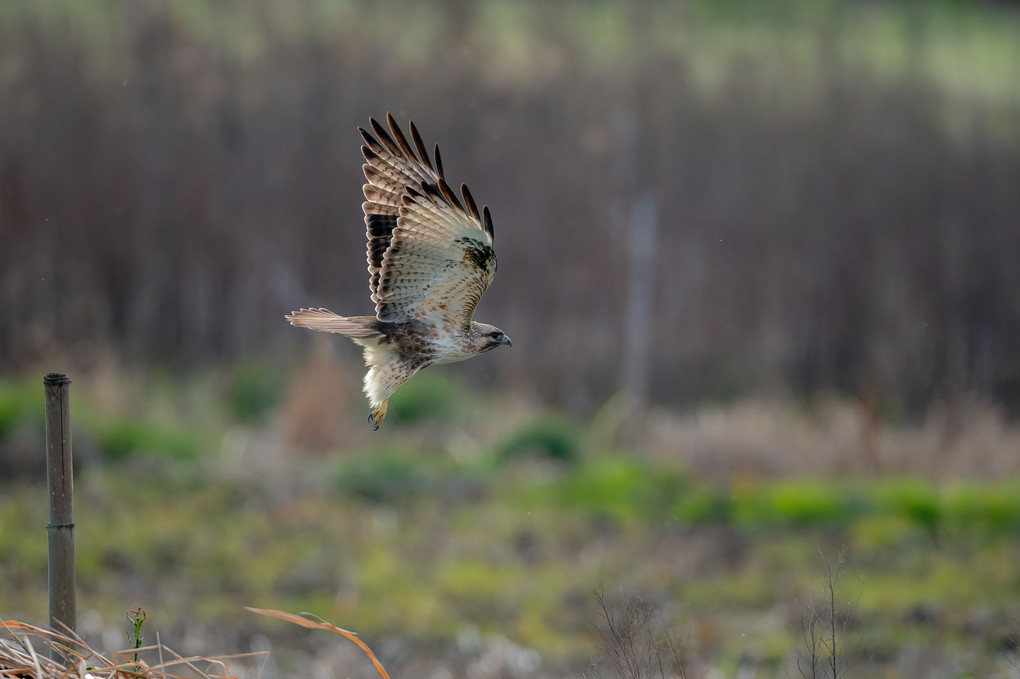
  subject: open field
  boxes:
[3,365,1020,678]
[3,1,1020,677]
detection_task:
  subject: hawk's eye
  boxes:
[490,331,501,339]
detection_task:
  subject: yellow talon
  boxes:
[368,400,388,430]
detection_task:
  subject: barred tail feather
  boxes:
[285,309,384,343]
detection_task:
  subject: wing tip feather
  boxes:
[408,119,435,173]
[438,178,464,212]
[370,116,400,155]
[388,113,428,169]
[483,205,494,238]
[461,183,480,219]
[434,144,445,179]
[420,180,443,202]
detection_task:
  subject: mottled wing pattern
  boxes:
[361,114,496,329]
[361,114,442,307]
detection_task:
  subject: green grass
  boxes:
[2,453,1018,672]
[325,450,437,503]
[495,415,583,464]
[1,369,1019,675]
[95,418,199,462]
[501,459,1020,536]
[385,373,459,425]
[227,360,283,425]
[0,379,44,441]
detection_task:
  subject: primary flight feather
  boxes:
[286,114,511,429]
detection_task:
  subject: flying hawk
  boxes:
[287,114,511,429]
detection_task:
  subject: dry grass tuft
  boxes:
[648,395,1020,482]
[1,609,389,679]
[0,618,264,679]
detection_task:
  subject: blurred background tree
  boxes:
[1,0,1019,418]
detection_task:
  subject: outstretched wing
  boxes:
[361,114,441,308]
[361,114,496,329]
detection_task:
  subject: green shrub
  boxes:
[386,373,457,424]
[943,484,1020,534]
[558,459,688,523]
[495,415,582,464]
[97,419,199,462]
[852,515,917,551]
[0,391,23,442]
[733,480,849,528]
[876,479,942,532]
[558,460,645,521]
[0,380,42,441]
[228,360,281,424]
[730,484,769,528]
[329,451,433,503]
[766,481,846,525]
[674,488,731,523]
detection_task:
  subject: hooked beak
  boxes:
[502,336,512,348]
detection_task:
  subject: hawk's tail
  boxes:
[286,309,384,343]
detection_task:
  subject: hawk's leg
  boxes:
[368,400,389,431]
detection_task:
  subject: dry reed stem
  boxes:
[245,607,390,679]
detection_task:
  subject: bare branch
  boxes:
[591,589,691,679]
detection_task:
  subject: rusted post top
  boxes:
[43,373,71,386]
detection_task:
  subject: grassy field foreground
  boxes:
[2,367,1020,678]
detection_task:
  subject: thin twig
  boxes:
[590,588,690,679]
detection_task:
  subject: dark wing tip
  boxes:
[482,205,494,239]
[420,180,444,202]
[370,116,400,156]
[360,127,386,161]
[388,114,426,168]
[408,120,435,173]
[461,183,480,219]
[438,178,465,212]
[434,144,445,179]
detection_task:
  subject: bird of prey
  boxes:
[287,114,511,429]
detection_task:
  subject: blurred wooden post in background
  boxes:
[622,193,658,413]
[44,372,76,649]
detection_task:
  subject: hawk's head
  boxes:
[470,322,512,354]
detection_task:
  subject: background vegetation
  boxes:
[2,0,1020,413]
[2,1,1020,678]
